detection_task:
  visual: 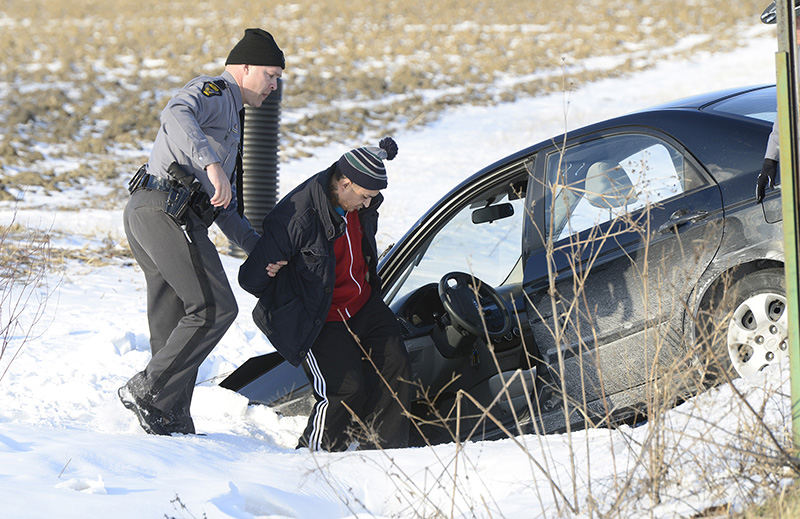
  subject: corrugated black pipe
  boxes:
[231,79,282,256]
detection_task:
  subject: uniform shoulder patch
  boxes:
[201,80,227,97]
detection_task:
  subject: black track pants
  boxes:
[123,188,237,417]
[298,292,411,451]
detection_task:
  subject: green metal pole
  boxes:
[775,0,800,449]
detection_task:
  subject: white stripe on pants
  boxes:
[305,350,329,451]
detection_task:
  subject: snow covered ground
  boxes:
[0,23,793,518]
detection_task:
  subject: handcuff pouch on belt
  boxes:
[164,185,193,225]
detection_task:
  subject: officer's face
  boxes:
[241,65,282,107]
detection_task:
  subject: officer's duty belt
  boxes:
[127,164,219,228]
[128,166,175,194]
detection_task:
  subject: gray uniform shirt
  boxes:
[147,69,259,253]
[765,118,779,161]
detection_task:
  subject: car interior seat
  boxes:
[584,160,638,209]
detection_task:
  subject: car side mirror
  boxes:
[472,203,514,224]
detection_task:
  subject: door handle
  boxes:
[657,210,709,234]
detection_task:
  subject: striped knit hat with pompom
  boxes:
[337,137,398,190]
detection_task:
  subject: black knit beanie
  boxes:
[225,28,285,68]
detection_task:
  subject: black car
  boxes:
[222,84,786,445]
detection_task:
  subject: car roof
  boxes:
[496,84,776,163]
[639,84,774,111]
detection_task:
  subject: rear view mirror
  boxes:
[472,203,514,224]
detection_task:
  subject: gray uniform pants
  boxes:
[123,188,237,417]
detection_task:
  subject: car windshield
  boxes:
[703,86,776,123]
[384,188,526,305]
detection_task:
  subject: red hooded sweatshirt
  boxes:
[326,210,372,321]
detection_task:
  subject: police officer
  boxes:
[119,29,285,435]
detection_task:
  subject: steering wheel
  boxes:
[437,272,512,339]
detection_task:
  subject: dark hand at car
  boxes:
[755,158,778,203]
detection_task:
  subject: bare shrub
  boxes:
[0,216,51,383]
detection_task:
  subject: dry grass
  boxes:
[737,481,800,518]
[0,224,133,274]
[0,218,51,382]
[0,0,767,202]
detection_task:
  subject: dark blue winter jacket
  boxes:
[238,164,383,366]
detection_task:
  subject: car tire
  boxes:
[700,268,788,382]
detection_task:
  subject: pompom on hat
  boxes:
[337,137,398,190]
[226,28,285,68]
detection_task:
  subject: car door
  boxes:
[522,129,724,418]
[378,160,534,440]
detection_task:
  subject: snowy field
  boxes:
[0,23,794,518]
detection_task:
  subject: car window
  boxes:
[545,133,704,241]
[386,190,526,304]
[703,86,776,124]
